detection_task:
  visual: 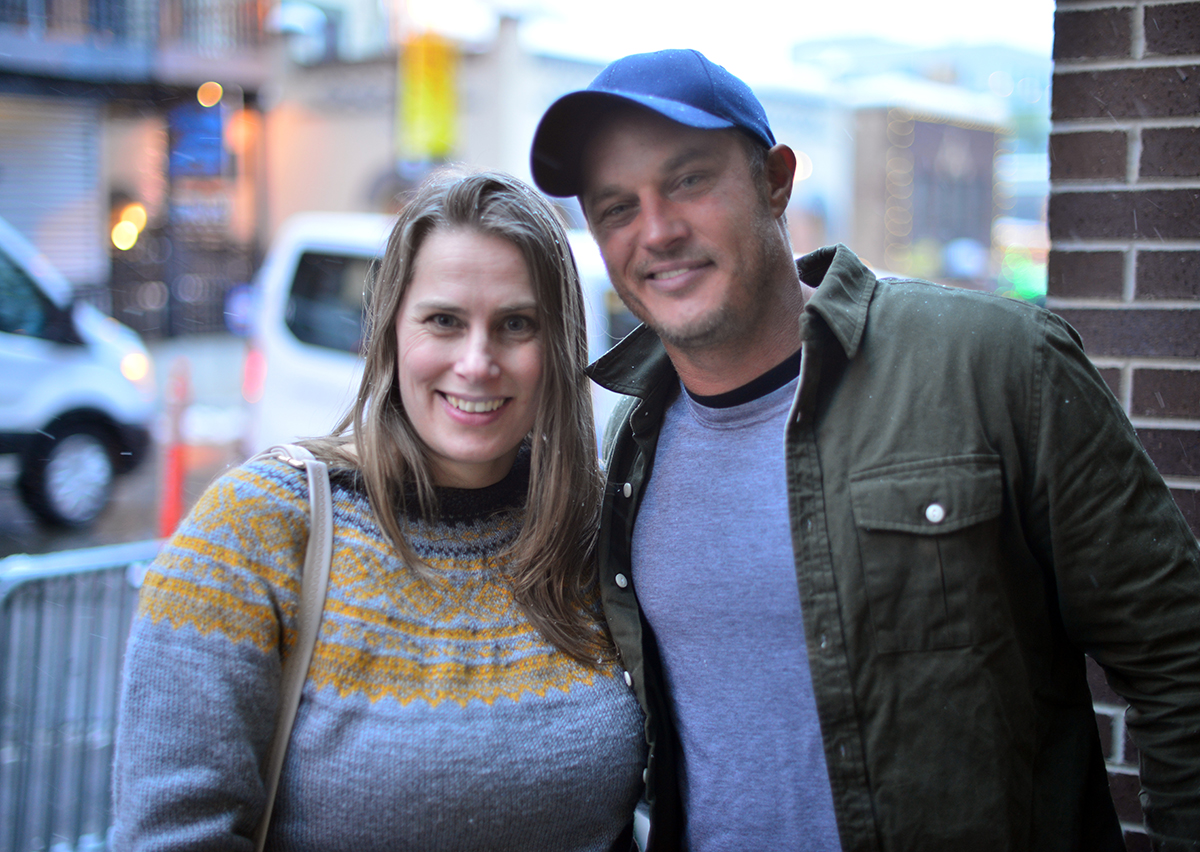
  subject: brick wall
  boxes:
[1050,2,1200,847]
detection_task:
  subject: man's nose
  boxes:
[641,197,688,251]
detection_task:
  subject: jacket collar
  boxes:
[587,322,676,398]
[587,244,879,397]
[797,244,878,360]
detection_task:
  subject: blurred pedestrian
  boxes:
[112,169,645,851]
[530,48,1200,850]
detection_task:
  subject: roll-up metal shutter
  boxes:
[0,94,106,287]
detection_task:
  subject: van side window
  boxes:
[0,251,49,338]
[284,252,372,354]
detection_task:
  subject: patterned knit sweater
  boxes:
[112,451,646,852]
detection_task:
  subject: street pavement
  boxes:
[0,332,249,559]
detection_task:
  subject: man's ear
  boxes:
[765,144,797,217]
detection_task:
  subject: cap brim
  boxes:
[530,90,735,198]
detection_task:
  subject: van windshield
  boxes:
[0,250,51,339]
[285,251,373,354]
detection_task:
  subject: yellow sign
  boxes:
[398,32,457,161]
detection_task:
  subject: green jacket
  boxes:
[588,245,1200,852]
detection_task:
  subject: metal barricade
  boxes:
[0,540,161,852]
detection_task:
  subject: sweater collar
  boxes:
[332,442,532,523]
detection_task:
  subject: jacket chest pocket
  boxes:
[849,455,1002,653]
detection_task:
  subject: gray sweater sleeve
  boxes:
[111,461,307,851]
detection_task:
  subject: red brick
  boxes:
[1124,828,1153,852]
[1170,488,1200,537]
[1050,131,1127,181]
[1095,711,1117,760]
[1048,189,1200,240]
[1134,428,1200,477]
[1054,307,1200,358]
[1052,66,1200,120]
[1132,369,1200,418]
[1098,367,1122,398]
[1054,8,1133,60]
[1108,771,1145,823]
[1145,2,1200,56]
[1088,655,1124,706]
[1137,250,1200,299]
[1141,127,1200,178]
[1047,250,1124,299]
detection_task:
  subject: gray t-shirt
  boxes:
[632,377,841,851]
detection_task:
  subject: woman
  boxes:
[112,170,646,851]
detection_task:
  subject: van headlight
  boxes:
[121,351,155,394]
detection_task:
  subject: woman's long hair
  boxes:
[308,168,605,664]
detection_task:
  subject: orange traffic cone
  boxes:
[158,357,191,537]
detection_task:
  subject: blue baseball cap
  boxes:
[530,49,776,198]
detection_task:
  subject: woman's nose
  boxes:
[455,334,500,381]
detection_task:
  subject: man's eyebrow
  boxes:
[584,184,625,210]
[662,146,712,174]
[584,146,715,209]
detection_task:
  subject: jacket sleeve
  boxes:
[110,461,308,852]
[1032,312,1200,850]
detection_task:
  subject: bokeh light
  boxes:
[795,151,814,181]
[120,202,147,232]
[111,220,138,251]
[120,351,151,384]
[988,71,1014,97]
[111,202,148,250]
[197,81,224,107]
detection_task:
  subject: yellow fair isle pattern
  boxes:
[137,458,600,709]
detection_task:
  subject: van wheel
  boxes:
[19,424,116,527]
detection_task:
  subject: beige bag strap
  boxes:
[250,443,333,852]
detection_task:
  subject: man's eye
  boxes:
[601,202,632,222]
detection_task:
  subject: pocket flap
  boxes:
[850,455,1002,534]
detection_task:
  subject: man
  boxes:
[529,49,1200,851]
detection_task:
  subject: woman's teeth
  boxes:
[446,395,505,413]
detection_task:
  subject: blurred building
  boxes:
[0,0,274,336]
[0,0,273,335]
[789,37,1051,295]
[0,2,1052,337]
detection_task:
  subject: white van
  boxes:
[0,216,156,526]
[243,212,629,454]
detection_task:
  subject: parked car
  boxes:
[243,211,628,454]
[0,216,155,526]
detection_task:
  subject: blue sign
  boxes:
[168,102,225,178]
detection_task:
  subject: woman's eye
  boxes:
[430,314,457,328]
[504,315,536,334]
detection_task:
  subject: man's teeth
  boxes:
[446,395,505,413]
[652,268,690,281]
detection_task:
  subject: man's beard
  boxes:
[610,215,784,354]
